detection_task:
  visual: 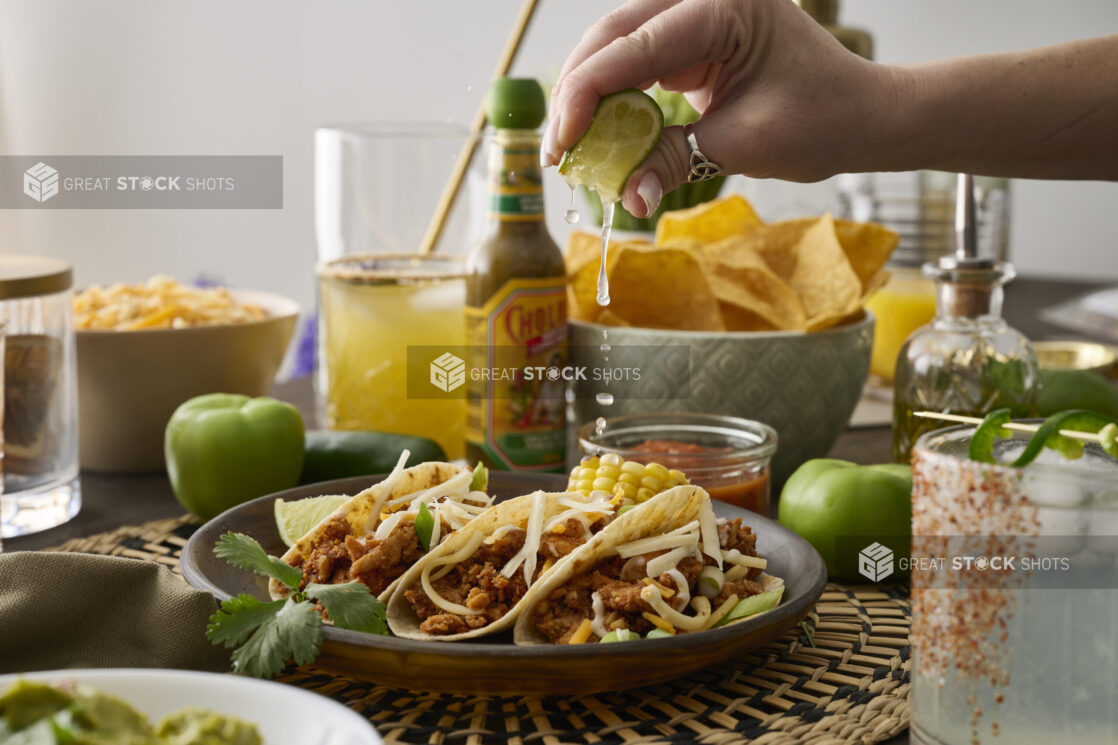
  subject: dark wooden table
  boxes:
[5,276,1109,744]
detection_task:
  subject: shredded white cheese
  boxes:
[428,504,442,548]
[373,511,405,541]
[662,568,691,610]
[362,450,411,534]
[616,529,698,559]
[500,491,546,586]
[557,495,612,512]
[640,586,712,632]
[698,497,722,568]
[386,470,472,509]
[591,591,609,639]
[645,546,691,577]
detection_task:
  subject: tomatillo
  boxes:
[165,393,305,519]
[778,459,912,581]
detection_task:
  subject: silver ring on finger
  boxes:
[684,124,723,183]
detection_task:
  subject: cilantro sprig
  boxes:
[206,532,387,678]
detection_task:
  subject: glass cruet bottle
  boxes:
[892,174,1039,463]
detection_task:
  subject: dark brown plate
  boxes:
[181,472,827,695]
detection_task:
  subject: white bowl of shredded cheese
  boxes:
[74,279,298,473]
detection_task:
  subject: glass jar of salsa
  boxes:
[578,413,777,515]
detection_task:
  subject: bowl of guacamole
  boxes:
[0,670,381,745]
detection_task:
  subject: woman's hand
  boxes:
[542,0,898,217]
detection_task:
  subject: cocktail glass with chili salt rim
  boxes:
[910,423,1118,745]
[577,413,777,515]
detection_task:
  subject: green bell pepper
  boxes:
[165,393,305,519]
[778,459,912,581]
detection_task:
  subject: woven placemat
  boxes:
[50,517,911,745]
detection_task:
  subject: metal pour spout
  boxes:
[955,173,977,262]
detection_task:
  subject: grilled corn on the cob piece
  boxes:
[567,453,689,505]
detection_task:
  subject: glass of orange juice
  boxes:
[864,267,937,383]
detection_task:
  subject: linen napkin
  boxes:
[0,552,230,673]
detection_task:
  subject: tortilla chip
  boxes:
[595,308,632,327]
[654,194,764,245]
[700,237,807,331]
[718,302,779,332]
[737,214,861,325]
[565,231,647,323]
[566,193,895,335]
[565,231,602,274]
[833,219,899,293]
[608,244,724,331]
[792,214,862,323]
[736,219,813,280]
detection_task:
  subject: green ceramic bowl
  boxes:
[570,312,874,486]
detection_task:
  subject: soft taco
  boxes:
[269,452,491,603]
[513,485,782,644]
[386,490,617,641]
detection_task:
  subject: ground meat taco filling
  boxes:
[290,470,492,597]
[297,513,447,596]
[531,517,767,644]
[405,514,608,636]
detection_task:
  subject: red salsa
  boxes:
[630,440,771,515]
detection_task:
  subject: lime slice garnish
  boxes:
[275,494,349,547]
[559,89,664,204]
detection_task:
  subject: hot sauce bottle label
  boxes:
[488,145,544,222]
[466,277,567,471]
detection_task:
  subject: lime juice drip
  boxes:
[597,326,613,407]
[596,201,614,305]
[565,186,579,224]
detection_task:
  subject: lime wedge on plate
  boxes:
[559,89,664,204]
[275,494,349,547]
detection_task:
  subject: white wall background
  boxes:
[1,0,1115,314]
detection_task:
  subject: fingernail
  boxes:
[637,171,663,216]
[540,116,560,167]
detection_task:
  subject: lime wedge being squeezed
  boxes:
[559,89,664,204]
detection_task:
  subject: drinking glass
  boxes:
[910,425,1118,745]
[0,256,81,538]
[317,256,466,459]
[315,123,484,262]
[0,321,4,552]
[314,125,483,459]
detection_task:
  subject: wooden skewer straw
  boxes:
[914,411,1104,443]
[418,0,541,256]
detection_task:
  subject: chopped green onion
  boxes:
[714,586,785,628]
[698,566,724,600]
[645,628,674,639]
[616,504,637,515]
[414,502,435,552]
[469,462,489,492]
